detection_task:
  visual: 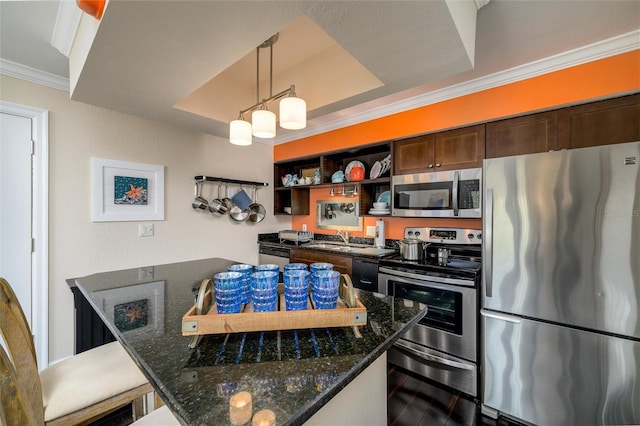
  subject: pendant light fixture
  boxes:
[229,34,307,146]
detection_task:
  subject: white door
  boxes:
[0,102,48,368]
[0,113,33,320]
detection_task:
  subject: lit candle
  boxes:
[252,409,276,426]
[229,391,252,425]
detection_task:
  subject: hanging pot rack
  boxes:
[194,176,269,187]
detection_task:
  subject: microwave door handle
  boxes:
[452,170,459,216]
[484,188,494,297]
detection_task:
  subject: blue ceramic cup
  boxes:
[228,264,253,304]
[214,271,243,314]
[283,269,310,311]
[251,271,278,312]
[312,270,340,309]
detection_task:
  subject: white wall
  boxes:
[0,75,290,363]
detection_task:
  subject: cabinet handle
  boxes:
[360,279,372,284]
[428,164,434,168]
[435,163,441,167]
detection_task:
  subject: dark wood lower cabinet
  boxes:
[289,249,353,276]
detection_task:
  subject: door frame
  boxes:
[0,101,49,368]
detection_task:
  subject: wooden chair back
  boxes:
[0,277,45,424]
[0,343,36,425]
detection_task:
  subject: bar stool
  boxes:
[0,277,153,425]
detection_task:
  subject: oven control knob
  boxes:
[408,231,414,237]
[468,233,474,240]
[478,233,482,240]
[414,231,421,237]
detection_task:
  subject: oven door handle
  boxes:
[379,267,475,287]
[394,340,474,371]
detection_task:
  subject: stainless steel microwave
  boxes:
[391,168,481,218]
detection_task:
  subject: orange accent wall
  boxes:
[282,50,640,240]
[275,50,640,161]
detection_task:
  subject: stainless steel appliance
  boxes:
[391,168,481,218]
[379,227,482,397]
[482,141,640,425]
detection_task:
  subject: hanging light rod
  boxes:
[229,33,307,146]
[236,85,300,117]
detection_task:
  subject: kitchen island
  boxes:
[73,258,426,425]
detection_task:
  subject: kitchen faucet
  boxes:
[337,230,349,245]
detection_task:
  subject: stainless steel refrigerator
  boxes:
[481,141,640,425]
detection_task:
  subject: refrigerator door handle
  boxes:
[484,188,494,297]
[394,339,475,370]
[452,170,459,216]
[480,309,521,323]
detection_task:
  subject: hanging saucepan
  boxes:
[248,186,266,223]
[229,186,250,223]
[208,182,226,215]
[221,184,233,213]
[191,180,208,210]
[396,238,429,261]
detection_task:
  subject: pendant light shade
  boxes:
[279,96,307,130]
[228,34,306,145]
[252,109,276,138]
[229,119,252,146]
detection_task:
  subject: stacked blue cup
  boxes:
[251,270,279,312]
[284,263,308,272]
[313,270,341,309]
[255,264,280,274]
[213,271,243,314]
[283,269,310,311]
[310,262,333,294]
[228,264,253,305]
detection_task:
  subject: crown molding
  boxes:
[274,29,640,145]
[51,1,82,57]
[0,58,70,92]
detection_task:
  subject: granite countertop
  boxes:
[73,257,425,426]
[258,232,399,259]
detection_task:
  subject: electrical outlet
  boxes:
[302,224,307,231]
[138,223,154,237]
[366,226,376,236]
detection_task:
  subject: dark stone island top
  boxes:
[73,258,426,426]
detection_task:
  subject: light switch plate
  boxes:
[138,223,154,237]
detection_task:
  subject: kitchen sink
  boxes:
[303,242,396,257]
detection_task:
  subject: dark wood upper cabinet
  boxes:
[393,134,435,175]
[434,124,485,171]
[393,125,484,175]
[486,111,558,158]
[558,94,640,150]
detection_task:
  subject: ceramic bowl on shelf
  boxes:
[373,202,388,210]
[370,161,382,179]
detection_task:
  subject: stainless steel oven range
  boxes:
[379,227,481,397]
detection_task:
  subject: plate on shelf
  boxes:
[377,191,391,205]
[370,161,381,179]
[369,209,391,215]
[345,161,365,181]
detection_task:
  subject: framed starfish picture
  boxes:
[92,157,164,222]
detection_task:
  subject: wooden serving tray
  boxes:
[182,284,367,336]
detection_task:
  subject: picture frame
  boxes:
[93,280,165,340]
[92,157,165,222]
